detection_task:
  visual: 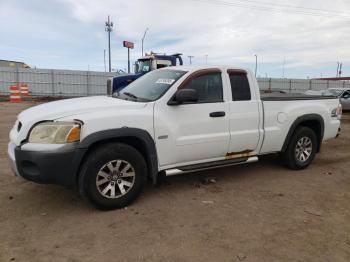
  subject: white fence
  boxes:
[0,66,349,97]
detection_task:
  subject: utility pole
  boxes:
[128,48,130,73]
[282,57,286,78]
[339,62,343,77]
[103,49,106,72]
[188,55,194,65]
[336,62,340,77]
[105,15,114,72]
[123,41,134,74]
[254,54,258,77]
[205,54,208,65]
[141,28,149,57]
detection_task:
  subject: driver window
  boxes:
[182,73,223,103]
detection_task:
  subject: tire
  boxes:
[282,126,318,170]
[79,143,147,210]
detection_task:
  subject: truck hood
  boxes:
[9,96,147,146]
[18,96,146,123]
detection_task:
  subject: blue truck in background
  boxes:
[110,52,183,94]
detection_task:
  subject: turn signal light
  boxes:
[67,126,81,142]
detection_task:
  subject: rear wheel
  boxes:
[283,127,318,170]
[79,143,147,210]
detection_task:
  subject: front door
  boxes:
[154,70,230,167]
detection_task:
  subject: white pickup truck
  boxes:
[8,66,342,209]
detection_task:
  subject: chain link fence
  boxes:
[0,67,117,97]
[0,66,349,97]
[257,77,350,93]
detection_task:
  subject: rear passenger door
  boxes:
[226,70,261,157]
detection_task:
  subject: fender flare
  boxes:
[78,127,159,184]
[281,114,325,152]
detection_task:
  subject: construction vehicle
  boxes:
[110,52,183,93]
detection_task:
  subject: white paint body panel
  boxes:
[223,71,263,155]
[260,98,340,153]
[9,65,341,172]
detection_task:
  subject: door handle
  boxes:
[209,111,225,117]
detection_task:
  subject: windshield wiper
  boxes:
[123,92,138,100]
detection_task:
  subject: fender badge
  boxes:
[158,135,168,140]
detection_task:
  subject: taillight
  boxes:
[331,104,342,119]
[336,104,342,120]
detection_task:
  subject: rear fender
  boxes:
[281,114,324,152]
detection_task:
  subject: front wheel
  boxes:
[282,127,318,170]
[79,143,147,210]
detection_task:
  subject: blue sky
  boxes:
[1,0,349,78]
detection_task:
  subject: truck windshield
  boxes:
[136,60,151,73]
[114,69,187,102]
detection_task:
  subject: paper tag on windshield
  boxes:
[156,78,175,85]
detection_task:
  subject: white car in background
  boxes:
[305,88,350,110]
[329,88,350,110]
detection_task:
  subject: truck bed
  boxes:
[260,92,336,101]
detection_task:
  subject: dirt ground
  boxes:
[0,101,349,262]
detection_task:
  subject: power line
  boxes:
[193,0,350,17]
[185,0,350,19]
[228,0,348,15]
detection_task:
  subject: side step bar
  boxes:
[165,156,258,176]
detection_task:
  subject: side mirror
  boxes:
[343,94,350,99]
[168,89,198,105]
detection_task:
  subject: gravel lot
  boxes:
[0,101,349,262]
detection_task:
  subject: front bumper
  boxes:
[336,127,341,138]
[7,142,86,186]
[8,142,19,176]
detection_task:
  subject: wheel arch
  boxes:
[281,114,324,153]
[77,128,159,185]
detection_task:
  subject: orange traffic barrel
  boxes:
[9,85,21,103]
[20,83,29,97]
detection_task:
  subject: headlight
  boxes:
[28,122,81,144]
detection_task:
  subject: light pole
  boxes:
[141,28,149,57]
[105,15,114,72]
[254,54,258,77]
[205,54,208,65]
[188,55,194,65]
[103,49,106,72]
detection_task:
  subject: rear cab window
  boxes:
[227,70,251,101]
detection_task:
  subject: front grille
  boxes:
[17,121,22,132]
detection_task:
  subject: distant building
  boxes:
[0,60,30,68]
[313,77,350,81]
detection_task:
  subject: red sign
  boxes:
[123,41,134,49]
